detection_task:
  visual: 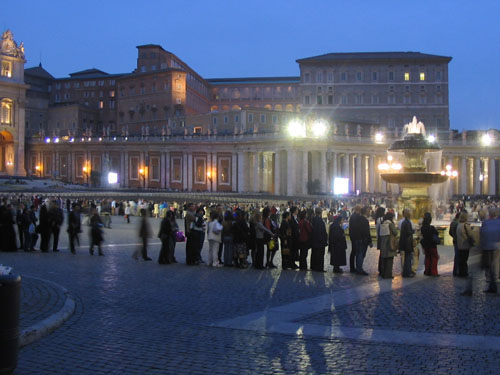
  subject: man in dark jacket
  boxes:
[67,203,81,254]
[311,207,328,272]
[351,206,373,275]
[348,205,362,273]
[289,206,300,269]
[48,200,64,252]
[399,209,415,277]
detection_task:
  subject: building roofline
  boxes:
[207,76,300,85]
[296,51,452,64]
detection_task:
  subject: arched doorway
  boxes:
[0,130,14,174]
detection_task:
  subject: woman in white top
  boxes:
[207,211,223,267]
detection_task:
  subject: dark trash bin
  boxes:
[0,273,21,374]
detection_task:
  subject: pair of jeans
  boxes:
[354,240,367,272]
[401,250,413,276]
[223,237,234,265]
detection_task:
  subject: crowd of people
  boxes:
[0,193,499,295]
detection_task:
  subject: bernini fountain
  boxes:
[380,117,449,220]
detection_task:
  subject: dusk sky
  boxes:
[3,0,499,131]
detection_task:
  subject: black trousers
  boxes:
[69,232,79,253]
[458,249,470,277]
[17,224,23,249]
[311,247,325,271]
[254,238,265,268]
[40,229,50,252]
[299,244,310,270]
[52,226,61,251]
[350,241,357,271]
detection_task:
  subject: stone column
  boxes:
[320,150,327,193]
[474,157,481,195]
[253,152,260,192]
[207,153,212,192]
[274,151,281,195]
[343,153,349,178]
[160,152,166,189]
[369,154,375,193]
[287,149,296,196]
[212,152,218,192]
[238,151,246,192]
[123,152,128,188]
[187,152,193,191]
[302,150,308,194]
[489,157,496,195]
[232,153,237,192]
[183,153,188,190]
[165,152,170,189]
[460,156,467,195]
[355,154,362,193]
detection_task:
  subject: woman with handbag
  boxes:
[456,211,473,277]
[379,212,399,279]
[420,212,441,276]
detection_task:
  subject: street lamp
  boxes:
[139,168,146,189]
[207,170,213,192]
[82,165,89,186]
[35,165,41,178]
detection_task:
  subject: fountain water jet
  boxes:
[381,117,448,220]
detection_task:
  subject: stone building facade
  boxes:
[1,29,499,197]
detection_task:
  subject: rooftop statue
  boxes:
[403,116,426,136]
[0,29,25,59]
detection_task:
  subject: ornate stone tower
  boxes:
[0,29,28,176]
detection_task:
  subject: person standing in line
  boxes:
[16,203,25,250]
[193,207,207,264]
[311,207,328,272]
[399,209,415,278]
[374,206,386,274]
[297,210,313,270]
[449,212,461,276]
[158,210,173,264]
[279,212,293,270]
[89,206,104,256]
[67,203,82,254]
[329,215,347,273]
[184,203,197,265]
[456,211,473,278]
[38,203,51,252]
[289,206,300,270]
[19,206,33,252]
[477,207,500,294]
[353,206,372,275]
[207,211,223,267]
[215,204,224,264]
[28,205,38,251]
[222,211,234,266]
[379,212,398,279]
[134,208,152,261]
[348,205,362,273]
[420,212,440,277]
[253,211,275,269]
[48,200,64,252]
[233,210,250,268]
[124,203,131,224]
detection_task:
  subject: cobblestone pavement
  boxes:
[1,214,499,374]
[19,276,67,330]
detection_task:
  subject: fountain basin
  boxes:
[381,172,448,187]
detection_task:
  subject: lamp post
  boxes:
[139,168,146,189]
[35,165,41,178]
[82,165,88,186]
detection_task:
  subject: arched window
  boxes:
[1,101,12,125]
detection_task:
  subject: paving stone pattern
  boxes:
[19,276,67,330]
[298,276,500,336]
[0,214,498,374]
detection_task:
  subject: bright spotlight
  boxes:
[428,134,436,143]
[45,137,51,143]
[287,120,306,138]
[378,163,389,171]
[481,133,492,146]
[69,137,74,143]
[452,171,458,177]
[387,155,393,162]
[445,164,452,171]
[312,120,328,137]
[375,133,383,142]
[333,177,349,195]
[107,172,118,184]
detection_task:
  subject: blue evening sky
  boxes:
[3,0,499,131]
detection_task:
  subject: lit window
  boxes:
[109,90,115,97]
[420,72,426,81]
[404,72,410,81]
[193,126,202,135]
[1,101,12,124]
[99,100,104,109]
[1,61,12,77]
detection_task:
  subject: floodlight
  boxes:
[287,120,306,138]
[312,120,327,137]
[375,133,383,142]
[108,172,118,184]
[428,134,436,143]
[481,133,492,146]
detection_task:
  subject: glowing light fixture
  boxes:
[45,137,51,143]
[287,119,306,138]
[107,172,118,184]
[387,155,393,162]
[481,133,492,146]
[54,137,59,143]
[428,134,436,143]
[375,133,383,142]
[98,137,102,142]
[69,137,74,143]
[312,120,327,137]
